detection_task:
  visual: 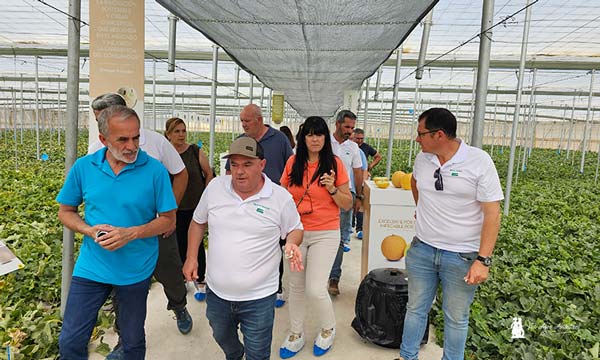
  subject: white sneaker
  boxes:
[280,332,305,359]
[313,328,335,356]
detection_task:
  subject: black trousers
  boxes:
[176,209,206,283]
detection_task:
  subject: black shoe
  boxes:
[174,307,193,334]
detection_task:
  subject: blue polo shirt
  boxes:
[226,126,293,184]
[56,148,177,285]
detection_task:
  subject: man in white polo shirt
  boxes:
[398,108,503,360]
[184,137,304,360]
[328,110,363,296]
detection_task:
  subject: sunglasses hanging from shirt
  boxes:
[295,172,318,215]
[434,168,443,191]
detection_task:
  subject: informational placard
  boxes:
[272,92,284,124]
[361,181,416,279]
[0,241,24,276]
[89,0,145,144]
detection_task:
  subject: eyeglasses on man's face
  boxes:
[417,128,442,138]
[434,167,443,191]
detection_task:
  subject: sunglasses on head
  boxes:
[434,168,443,191]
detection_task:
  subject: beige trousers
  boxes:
[286,230,340,333]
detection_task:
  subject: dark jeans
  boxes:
[329,202,354,281]
[59,276,151,360]
[353,210,364,231]
[206,288,276,360]
[176,209,206,283]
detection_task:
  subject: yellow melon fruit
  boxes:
[400,172,412,190]
[391,171,406,188]
[373,177,390,188]
[381,234,407,261]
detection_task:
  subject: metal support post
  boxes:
[35,56,40,160]
[267,89,272,125]
[260,84,265,109]
[12,87,17,169]
[171,73,176,116]
[408,79,420,167]
[362,78,370,131]
[504,0,532,216]
[490,88,499,154]
[415,11,433,80]
[249,75,254,103]
[234,66,240,140]
[62,0,81,317]
[374,67,382,101]
[57,76,61,145]
[566,93,577,159]
[167,15,178,72]
[20,74,23,144]
[558,105,567,153]
[471,0,495,148]
[521,68,537,172]
[209,45,219,167]
[580,69,595,174]
[466,69,477,143]
[153,59,157,130]
[386,48,402,178]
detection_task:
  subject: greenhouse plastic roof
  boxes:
[156,0,437,117]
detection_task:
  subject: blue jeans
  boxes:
[206,288,276,360]
[59,276,151,360]
[400,238,479,360]
[329,203,354,281]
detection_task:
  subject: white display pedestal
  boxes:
[361,181,416,279]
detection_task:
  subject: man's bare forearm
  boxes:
[479,201,501,257]
[58,205,94,238]
[187,221,207,261]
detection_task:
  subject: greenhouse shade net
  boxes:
[156,0,437,118]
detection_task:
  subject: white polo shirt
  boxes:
[330,134,362,193]
[88,128,185,175]
[193,174,303,301]
[413,140,503,252]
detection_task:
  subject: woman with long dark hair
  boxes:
[279,116,352,358]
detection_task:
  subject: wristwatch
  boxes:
[476,255,492,267]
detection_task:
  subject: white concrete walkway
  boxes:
[90,235,443,359]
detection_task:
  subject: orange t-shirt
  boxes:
[280,156,349,231]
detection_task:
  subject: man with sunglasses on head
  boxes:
[398,108,503,360]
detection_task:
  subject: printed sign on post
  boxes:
[272,92,285,124]
[89,0,145,143]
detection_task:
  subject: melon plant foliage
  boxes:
[0,131,598,359]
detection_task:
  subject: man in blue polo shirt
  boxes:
[226,103,294,307]
[56,105,177,360]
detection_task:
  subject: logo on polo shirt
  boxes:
[253,202,270,214]
[450,169,460,177]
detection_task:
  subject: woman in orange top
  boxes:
[279,116,352,358]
